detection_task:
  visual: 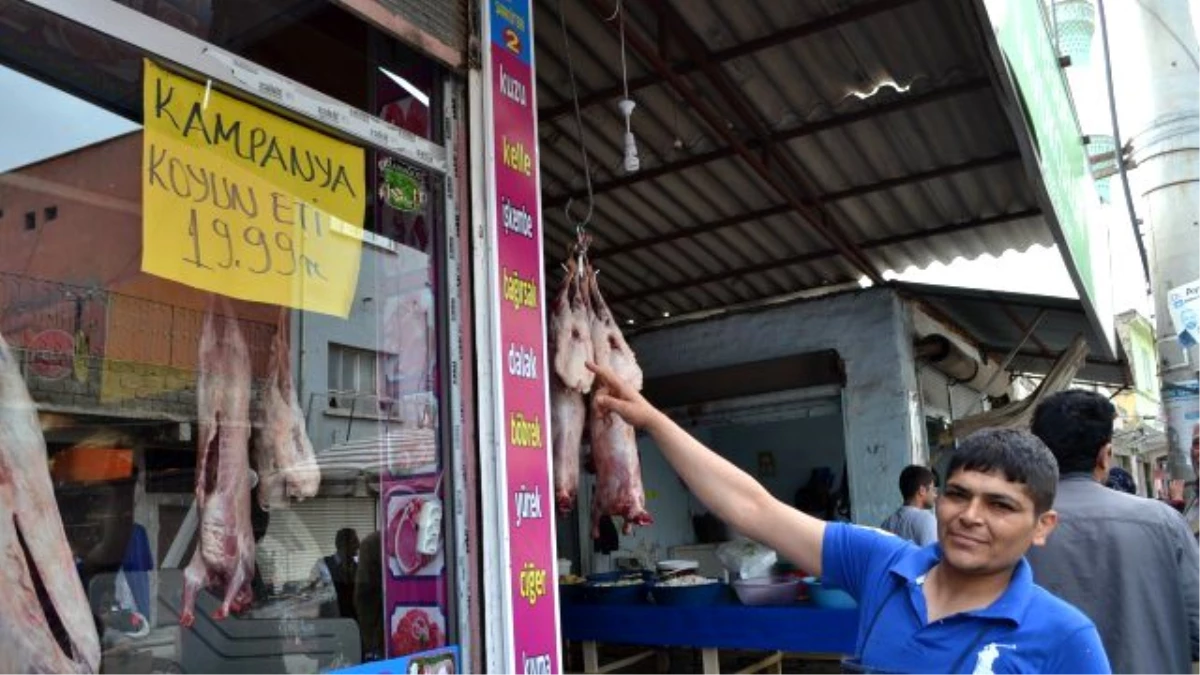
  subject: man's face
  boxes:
[936,469,1057,576]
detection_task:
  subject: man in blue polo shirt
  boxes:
[588,362,1110,674]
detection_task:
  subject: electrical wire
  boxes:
[609,0,639,173]
[557,0,595,234]
[613,0,630,104]
[1095,0,1152,292]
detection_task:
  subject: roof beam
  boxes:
[583,0,885,283]
[609,208,1042,305]
[593,204,793,260]
[542,78,991,208]
[999,304,1055,356]
[590,151,1020,260]
[982,346,1123,371]
[539,0,924,122]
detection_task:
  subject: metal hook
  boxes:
[559,0,595,236]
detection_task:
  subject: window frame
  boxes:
[25,0,449,177]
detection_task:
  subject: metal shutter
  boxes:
[260,496,378,586]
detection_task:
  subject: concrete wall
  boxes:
[710,414,845,506]
[629,288,922,527]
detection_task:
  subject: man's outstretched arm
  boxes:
[589,362,827,575]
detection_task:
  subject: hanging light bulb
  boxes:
[618,97,639,173]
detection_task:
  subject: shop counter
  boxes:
[560,600,858,674]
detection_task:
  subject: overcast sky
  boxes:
[0,65,138,173]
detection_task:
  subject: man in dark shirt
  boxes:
[1027,390,1199,673]
[311,528,360,619]
[327,528,360,620]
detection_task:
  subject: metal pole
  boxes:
[1095,0,1152,292]
[1108,0,1200,478]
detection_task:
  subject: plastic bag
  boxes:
[716,537,777,579]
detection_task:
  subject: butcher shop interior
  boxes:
[530,0,1129,671]
[0,0,1135,673]
[0,1,463,672]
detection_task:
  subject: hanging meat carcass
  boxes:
[585,261,652,536]
[0,333,101,673]
[383,284,435,423]
[549,255,594,512]
[181,299,256,627]
[255,309,320,510]
[551,255,595,393]
[550,378,585,513]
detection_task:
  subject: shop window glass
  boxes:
[329,343,389,408]
[112,0,440,144]
[0,2,453,672]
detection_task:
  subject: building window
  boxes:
[328,343,378,405]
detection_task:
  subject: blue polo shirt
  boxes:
[822,523,1110,674]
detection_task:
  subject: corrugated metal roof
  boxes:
[534,0,1054,324]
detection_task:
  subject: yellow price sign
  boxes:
[141,60,365,317]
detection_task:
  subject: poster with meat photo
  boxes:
[381,469,450,658]
[389,606,447,660]
[385,482,445,578]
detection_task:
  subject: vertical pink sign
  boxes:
[488,0,561,672]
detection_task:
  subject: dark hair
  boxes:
[335,527,359,550]
[898,465,936,500]
[1031,389,1115,475]
[1105,467,1136,494]
[947,428,1059,514]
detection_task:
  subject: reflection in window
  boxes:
[0,64,139,173]
[0,3,448,671]
[328,343,381,406]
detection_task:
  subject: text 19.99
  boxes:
[183,208,328,281]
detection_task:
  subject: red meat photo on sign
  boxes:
[390,606,445,657]
[386,482,445,577]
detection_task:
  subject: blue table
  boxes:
[560,600,858,673]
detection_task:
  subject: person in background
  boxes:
[309,528,360,620]
[1027,390,1199,674]
[355,531,384,661]
[1176,420,1200,535]
[250,487,274,604]
[588,362,1109,673]
[1103,466,1136,494]
[878,461,940,547]
[879,465,939,546]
